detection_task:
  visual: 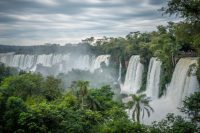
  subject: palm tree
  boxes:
[76,80,89,109]
[86,94,102,111]
[75,80,103,111]
[126,93,154,123]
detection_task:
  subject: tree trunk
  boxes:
[81,97,84,110]
[171,52,175,68]
[137,105,140,123]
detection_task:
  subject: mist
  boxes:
[0,43,121,91]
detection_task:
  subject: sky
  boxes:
[0,0,179,46]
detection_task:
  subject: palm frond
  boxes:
[144,107,151,118]
[142,108,145,119]
[145,104,154,112]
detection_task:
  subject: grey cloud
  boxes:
[148,0,166,5]
[0,0,179,45]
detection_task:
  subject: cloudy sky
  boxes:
[0,0,179,45]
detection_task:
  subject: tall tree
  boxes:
[76,81,89,109]
[126,94,154,123]
[42,76,62,101]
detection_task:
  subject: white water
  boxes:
[144,58,199,124]
[0,53,110,75]
[121,55,144,94]
[91,55,110,72]
[145,57,162,100]
[121,56,199,124]
[118,61,122,82]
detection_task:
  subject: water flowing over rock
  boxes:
[91,55,110,72]
[118,61,122,82]
[145,57,162,100]
[0,53,110,75]
[166,58,199,106]
[121,55,144,94]
[144,58,199,124]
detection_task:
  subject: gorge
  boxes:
[0,51,199,123]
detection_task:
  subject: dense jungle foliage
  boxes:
[0,64,199,133]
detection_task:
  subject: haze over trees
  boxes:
[0,0,199,132]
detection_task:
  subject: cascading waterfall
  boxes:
[0,53,111,75]
[166,58,199,106]
[145,57,162,100]
[121,55,144,94]
[91,55,110,72]
[121,57,199,124]
[144,57,199,124]
[118,61,122,82]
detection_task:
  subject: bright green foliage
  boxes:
[0,73,44,100]
[42,76,62,101]
[88,85,114,110]
[57,92,78,109]
[0,74,132,132]
[19,102,63,133]
[3,97,27,132]
[97,118,149,133]
[0,73,62,101]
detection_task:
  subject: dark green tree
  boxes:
[76,80,89,109]
[3,97,27,132]
[42,76,62,101]
[161,0,200,22]
[180,92,200,124]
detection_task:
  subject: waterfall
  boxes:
[118,61,122,82]
[0,53,111,75]
[145,57,162,100]
[91,55,110,72]
[144,57,199,124]
[121,55,144,94]
[166,58,199,106]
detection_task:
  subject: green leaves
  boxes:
[180,92,200,123]
[151,113,197,133]
[42,76,62,101]
[161,0,200,22]
[3,97,27,132]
